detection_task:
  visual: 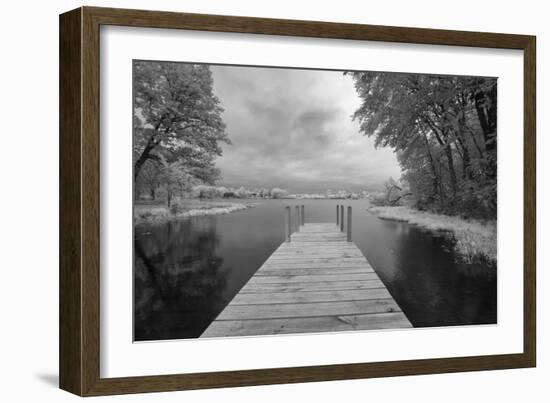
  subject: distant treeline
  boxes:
[348,72,497,220]
[192,185,287,199]
[135,183,289,202]
[136,184,372,201]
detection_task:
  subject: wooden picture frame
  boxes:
[59,6,536,396]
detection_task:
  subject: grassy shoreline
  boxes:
[135,200,254,226]
[368,206,496,265]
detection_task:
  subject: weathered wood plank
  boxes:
[298,229,342,234]
[298,226,337,229]
[276,244,358,250]
[291,235,346,240]
[256,267,373,276]
[231,288,393,305]
[261,264,374,270]
[274,248,360,254]
[260,262,374,270]
[296,223,336,227]
[270,252,365,258]
[201,312,412,337]
[247,273,379,284]
[268,251,368,258]
[271,247,363,253]
[216,299,401,320]
[284,234,347,237]
[279,240,355,244]
[288,239,348,243]
[239,280,386,293]
[267,259,369,265]
[265,257,366,264]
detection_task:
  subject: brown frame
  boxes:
[59,6,536,396]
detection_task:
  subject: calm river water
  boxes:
[134,199,496,341]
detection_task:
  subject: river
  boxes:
[134,199,496,341]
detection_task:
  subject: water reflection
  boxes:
[134,199,496,341]
[134,219,231,340]
[362,219,497,327]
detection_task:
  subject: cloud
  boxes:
[211,65,401,192]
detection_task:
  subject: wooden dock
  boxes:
[201,207,411,338]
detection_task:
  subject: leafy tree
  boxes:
[157,157,196,207]
[234,186,251,198]
[193,185,225,199]
[348,71,497,219]
[383,177,411,206]
[133,61,229,182]
[136,160,162,200]
[270,188,287,199]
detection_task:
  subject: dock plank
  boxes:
[266,255,366,261]
[217,299,401,320]
[231,288,393,305]
[239,280,386,293]
[247,273,379,284]
[201,222,411,338]
[261,262,374,270]
[201,313,411,337]
[270,253,366,259]
[256,267,373,276]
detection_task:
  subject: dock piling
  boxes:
[340,205,344,232]
[336,205,339,226]
[285,206,291,242]
[347,206,352,242]
[301,205,305,226]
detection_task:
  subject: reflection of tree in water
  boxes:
[384,225,496,327]
[134,218,231,340]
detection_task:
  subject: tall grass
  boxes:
[368,206,497,264]
[134,199,253,226]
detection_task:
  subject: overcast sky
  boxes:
[211,65,401,193]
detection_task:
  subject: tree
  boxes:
[347,71,497,219]
[234,186,250,198]
[192,184,225,199]
[270,188,287,199]
[384,177,401,205]
[155,155,200,207]
[136,160,162,200]
[133,61,229,181]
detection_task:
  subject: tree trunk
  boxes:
[134,140,156,180]
[461,142,471,180]
[134,122,163,179]
[437,160,445,209]
[166,184,172,207]
[455,132,472,180]
[466,124,485,159]
[455,107,472,180]
[422,132,442,206]
[444,145,458,205]
[474,89,497,182]
[390,193,412,206]
[474,87,497,153]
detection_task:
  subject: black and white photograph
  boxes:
[133,60,497,341]
[1,0,544,399]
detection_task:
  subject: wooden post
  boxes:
[301,205,305,225]
[347,206,352,242]
[285,206,291,242]
[336,204,339,226]
[295,205,300,232]
[340,205,344,231]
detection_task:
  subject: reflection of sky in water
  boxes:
[134,199,496,341]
